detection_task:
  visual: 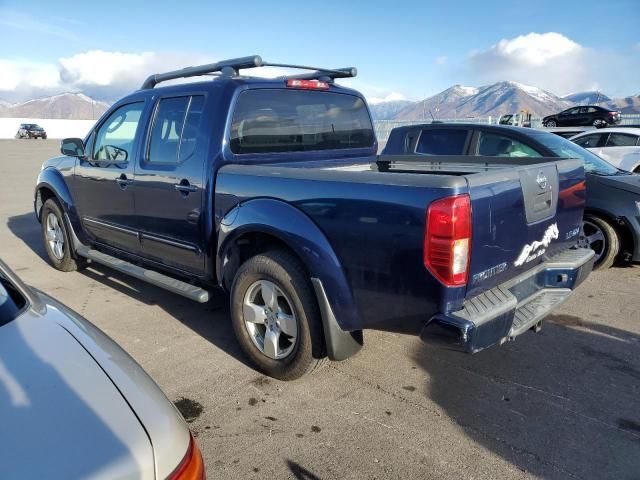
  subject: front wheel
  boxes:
[41,198,86,272]
[578,215,620,269]
[230,250,326,380]
[545,120,557,128]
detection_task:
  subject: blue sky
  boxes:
[1,0,638,102]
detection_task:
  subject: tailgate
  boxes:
[465,158,585,299]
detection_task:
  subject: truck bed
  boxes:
[215,154,586,335]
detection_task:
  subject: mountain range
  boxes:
[1,83,639,121]
[370,82,640,120]
[0,93,110,120]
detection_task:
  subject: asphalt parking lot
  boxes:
[1,139,639,479]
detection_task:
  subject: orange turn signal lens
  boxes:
[169,434,205,480]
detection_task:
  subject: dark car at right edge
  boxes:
[383,123,640,270]
[543,105,621,128]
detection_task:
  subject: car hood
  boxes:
[0,310,155,479]
[0,290,190,479]
[592,173,640,195]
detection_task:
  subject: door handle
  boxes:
[116,174,133,188]
[174,180,198,194]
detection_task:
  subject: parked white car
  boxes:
[0,259,205,479]
[570,128,640,173]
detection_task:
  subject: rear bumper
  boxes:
[420,248,595,353]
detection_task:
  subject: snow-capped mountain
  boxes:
[562,91,611,105]
[392,81,572,120]
[391,85,480,120]
[0,93,111,120]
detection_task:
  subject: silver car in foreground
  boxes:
[0,259,205,479]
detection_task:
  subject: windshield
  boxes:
[230,89,375,154]
[531,131,622,176]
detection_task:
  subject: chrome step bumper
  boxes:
[420,248,595,353]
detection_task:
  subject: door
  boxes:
[74,101,146,253]
[133,94,206,274]
[558,107,580,126]
[598,132,640,169]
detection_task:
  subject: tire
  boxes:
[545,120,557,128]
[580,215,620,269]
[41,198,86,272]
[593,119,607,128]
[230,250,326,380]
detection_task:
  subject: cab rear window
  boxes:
[230,89,374,154]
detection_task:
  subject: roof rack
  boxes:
[140,55,357,89]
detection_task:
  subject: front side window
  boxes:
[416,129,468,155]
[148,95,205,164]
[573,133,606,148]
[563,107,580,115]
[605,133,639,147]
[477,132,541,157]
[93,102,144,162]
[230,89,374,154]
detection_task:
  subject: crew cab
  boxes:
[34,56,595,380]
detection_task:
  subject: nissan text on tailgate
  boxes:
[34,55,595,379]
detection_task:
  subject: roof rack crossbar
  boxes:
[262,63,357,82]
[140,56,357,89]
[141,55,263,89]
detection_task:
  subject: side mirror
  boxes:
[61,138,85,157]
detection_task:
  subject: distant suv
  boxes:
[543,106,620,128]
[16,123,47,139]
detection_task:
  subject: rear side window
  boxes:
[573,133,606,148]
[416,129,467,155]
[477,132,541,157]
[605,133,639,147]
[148,95,205,164]
[230,89,374,154]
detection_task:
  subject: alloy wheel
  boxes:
[243,279,298,360]
[46,212,65,260]
[579,220,606,263]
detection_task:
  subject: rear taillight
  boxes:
[169,434,206,480]
[424,194,472,287]
[286,79,330,90]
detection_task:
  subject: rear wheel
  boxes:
[579,215,619,269]
[593,119,607,128]
[41,198,86,272]
[230,250,326,380]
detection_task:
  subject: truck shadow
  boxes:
[411,315,640,479]
[6,212,251,369]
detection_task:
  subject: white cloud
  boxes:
[467,32,634,95]
[435,56,448,65]
[0,50,212,101]
[367,92,408,105]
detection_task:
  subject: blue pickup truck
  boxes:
[35,56,595,380]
